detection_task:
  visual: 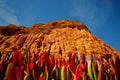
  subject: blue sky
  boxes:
[0,0,120,52]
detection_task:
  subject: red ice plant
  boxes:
[0,50,120,80]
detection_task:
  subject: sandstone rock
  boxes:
[0,20,119,58]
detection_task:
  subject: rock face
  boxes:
[0,20,119,58]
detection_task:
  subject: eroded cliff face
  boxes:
[0,20,119,58]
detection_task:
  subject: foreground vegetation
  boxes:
[0,50,120,80]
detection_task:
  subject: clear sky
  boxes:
[0,0,120,52]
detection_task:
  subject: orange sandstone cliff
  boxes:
[0,20,119,58]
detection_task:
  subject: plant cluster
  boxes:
[0,50,120,80]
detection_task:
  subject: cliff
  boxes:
[0,20,119,58]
